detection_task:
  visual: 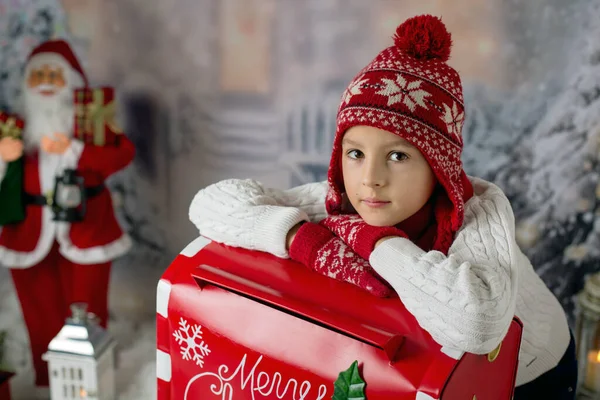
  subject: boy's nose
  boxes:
[362,161,387,188]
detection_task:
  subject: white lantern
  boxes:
[42,303,117,400]
[576,272,600,398]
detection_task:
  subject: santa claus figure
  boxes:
[0,40,135,391]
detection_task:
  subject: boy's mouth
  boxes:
[361,198,391,208]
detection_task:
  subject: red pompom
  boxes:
[393,15,452,62]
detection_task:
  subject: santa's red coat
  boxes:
[0,135,135,268]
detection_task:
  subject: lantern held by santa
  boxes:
[51,168,86,222]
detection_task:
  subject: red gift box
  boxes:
[157,237,523,400]
[0,370,15,400]
[0,111,24,139]
[74,87,122,146]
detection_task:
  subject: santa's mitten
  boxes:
[289,222,392,297]
[320,214,407,260]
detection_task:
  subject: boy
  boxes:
[190,15,577,398]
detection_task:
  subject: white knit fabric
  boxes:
[188,176,570,386]
[189,179,325,258]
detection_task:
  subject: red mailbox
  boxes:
[156,236,522,400]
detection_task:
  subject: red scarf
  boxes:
[396,185,468,254]
[396,194,437,252]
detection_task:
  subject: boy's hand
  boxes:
[285,222,304,250]
[320,214,407,260]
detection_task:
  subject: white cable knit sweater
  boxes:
[189,176,570,386]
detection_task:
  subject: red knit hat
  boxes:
[326,15,474,254]
[25,39,88,87]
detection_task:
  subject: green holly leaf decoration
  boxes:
[332,360,366,400]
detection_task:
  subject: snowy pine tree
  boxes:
[463,2,600,324]
[0,0,73,112]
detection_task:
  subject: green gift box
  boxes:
[0,113,25,226]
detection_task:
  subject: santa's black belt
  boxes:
[23,184,105,206]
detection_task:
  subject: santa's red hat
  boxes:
[25,39,88,87]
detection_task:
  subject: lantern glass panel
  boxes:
[579,317,600,392]
[576,273,600,398]
[56,182,82,209]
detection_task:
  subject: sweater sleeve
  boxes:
[268,181,329,222]
[369,185,519,355]
[189,179,327,257]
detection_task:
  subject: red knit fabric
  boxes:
[320,215,407,260]
[325,15,474,255]
[321,192,448,257]
[289,222,392,297]
[393,15,452,61]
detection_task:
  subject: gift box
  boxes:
[0,370,14,400]
[0,111,25,226]
[0,112,24,139]
[156,237,523,400]
[74,87,122,146]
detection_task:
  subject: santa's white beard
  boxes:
[22,86,75,153]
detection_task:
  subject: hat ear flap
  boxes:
[325,125,347,215]
[432,191,455,254]
[461,171,474,202]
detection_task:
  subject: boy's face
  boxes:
[341,125,437,227]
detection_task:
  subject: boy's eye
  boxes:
[389,152,408,162]
[346,149,363,159]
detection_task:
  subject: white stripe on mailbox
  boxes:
[156,349,172,382]
[416,391,438,400]
[180,235,211,257]
[156,279,172,318]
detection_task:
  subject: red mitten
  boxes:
[320,214,407,260]
[289,222,392,297]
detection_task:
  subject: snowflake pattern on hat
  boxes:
[341,75,369,106]
[441,101,465,141]
[376,75,431,112]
